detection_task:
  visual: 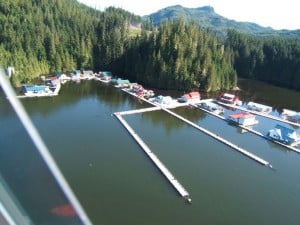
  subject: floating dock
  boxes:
[161,107,271,167]
[122,89,270,166]
[114,113,191,202]
[117,106,161,116]
[16,83,61,98]
[217,101,300,127]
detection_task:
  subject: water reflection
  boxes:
[0,109,84,225]
[238,79,300,111]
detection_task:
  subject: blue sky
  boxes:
[77,0,299,30]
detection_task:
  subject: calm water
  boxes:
[1,79,300,225]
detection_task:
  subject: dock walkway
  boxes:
[161,107,271,167]
[114,113,191,202]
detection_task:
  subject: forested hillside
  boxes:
[0,0,99,84]
[0,0,140,86]
[0,0,299,91]
[226,30,300,90]
[122,20,237,91]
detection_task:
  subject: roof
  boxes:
[54,72,63,76]
[101,71,112,76]
[222,93,235,99]
[274,124,295,135]
[183,92,200,99]
[229,112,255,119]
[24,85,47,92]
[117,79,130,84]
[270,124,299,143]
[201,101,220,108]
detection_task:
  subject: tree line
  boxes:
[0,0,299,91]
[226,30,300,90]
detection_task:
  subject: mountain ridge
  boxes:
[143,5,300,37]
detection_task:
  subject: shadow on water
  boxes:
[238,78,300,112]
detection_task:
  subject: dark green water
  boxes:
[1,80,300,225]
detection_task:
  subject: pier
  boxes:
[114,113,191,202]
[160,107,271,167]
[117,106,161,116]
[217,101,300,127]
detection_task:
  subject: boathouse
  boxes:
[198,101,224,114]
[281,109,300,123]
[247,101,272,113]
[23,85,51,96]
[154,95,173,105]
[178,91,201,103]
[218,93,241,105]
[228,112,258,126]
[267,124,300,145]
[111,78,130,88]
[99,71,112,80]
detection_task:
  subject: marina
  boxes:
[121,89,271,166]
[192,101,300,153]
[160,107,271,167]
[3,78,300,225]
[113,89,271,202]
[10,71,300,205]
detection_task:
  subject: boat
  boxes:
[267,124,300,145]
[177,91,201,103]
[247,101,272,113]
[197,101,224,115]
[228,112,259,126]
[151,95,173,105]
[111,78,130,88]
[218,93,242,105]
[142,89,155,98]
[95,71,112,83]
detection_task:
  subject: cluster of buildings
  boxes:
[213,92,300,147]
[19,68,300,147]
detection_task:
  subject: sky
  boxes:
[77,0,300,30]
